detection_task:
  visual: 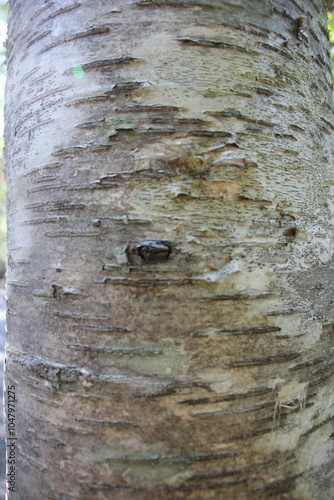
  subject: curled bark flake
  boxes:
[294,16,311,41]
[51,284,84,299]
[107,81,146,95]
[91,218,101,227]
[177,37,259,55]
[68,57,142,74]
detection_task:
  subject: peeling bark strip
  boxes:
[37,26,110,55]
[67,57,143,73]
[176,36,259,54]
[5,0,334,499]
[37,3,82,26]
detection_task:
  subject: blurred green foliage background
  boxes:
[328,10,334,81]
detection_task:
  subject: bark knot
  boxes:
[128,240,171,263]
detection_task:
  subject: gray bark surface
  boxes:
[0,287,6,499]
[4,0,334,498]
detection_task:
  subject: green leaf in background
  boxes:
[328,11,334,43]
[328,11,334,79]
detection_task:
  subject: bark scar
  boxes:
[127,240,171,263]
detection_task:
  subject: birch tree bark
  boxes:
[5,0,334,499]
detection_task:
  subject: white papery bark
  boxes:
[5,0,334,498]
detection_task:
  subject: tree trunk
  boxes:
[5,0,334,498]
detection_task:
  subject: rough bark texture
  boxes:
[5,0,334,498]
